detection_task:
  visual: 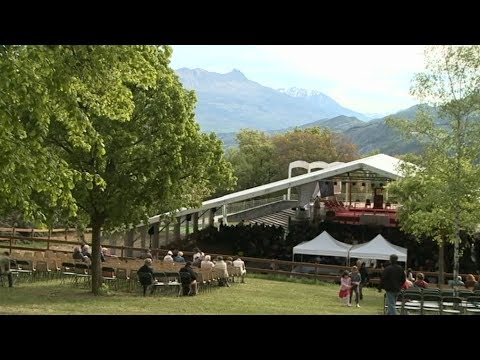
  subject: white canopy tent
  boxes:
[348,234,407,263]
[293,231,352,259]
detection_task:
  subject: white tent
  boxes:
[348,234,407,262]
[293,231,352,258]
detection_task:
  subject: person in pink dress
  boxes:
[339,270,352,306]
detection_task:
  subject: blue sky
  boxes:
[170,45,428,115]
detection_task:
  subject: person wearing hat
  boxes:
[163,251,174,263]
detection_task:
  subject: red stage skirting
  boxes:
[329,208,398,227]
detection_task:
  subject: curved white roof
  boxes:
[148,153,407,223]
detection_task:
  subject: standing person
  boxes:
[0,251,14,287]
[379,254,406,315]
[350,266,362,307]
[359,262,369,300]
[339,270,352,306]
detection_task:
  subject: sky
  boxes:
[170,45,428,116]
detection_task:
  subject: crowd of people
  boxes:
[136,247,247,296]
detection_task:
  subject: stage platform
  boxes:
[328,207,398,227]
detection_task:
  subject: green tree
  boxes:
[271,127,359,178]
[226,127,359,192]
[0,45,235,294]
[386,46,480,284]
[0,45,161,221]
[225,129,276,191]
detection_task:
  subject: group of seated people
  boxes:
[197,253,246,284]
[136,258,199,296]
[136,247,247,296]
[72,244,117,264]
[402,268,480,290]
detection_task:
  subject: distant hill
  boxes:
[343,105,437,155]
[176,68,370,132]
[299,115,366,132]
[218,105,435,155]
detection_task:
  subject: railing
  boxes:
[227,194,298,214]
[0,234,468,285]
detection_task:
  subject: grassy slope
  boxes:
[0,276,385,315]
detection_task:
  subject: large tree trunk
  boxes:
[91,218,104,295]
[438,240,445,285]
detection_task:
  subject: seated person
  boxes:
[179,261,198,296]
[0,251,14,288]
[200,255,215,270]
[214,256,230,287]
[192,256,202,268]
[137,258,157,296]
[72,247,84,261]
[73,246,91,264]
[413,272,428,288]
[474,278,480,291]
[464,274,477,290]
[193,247,205,262]
[448,275,465,288]
[402,278,414,289]
[81,244,92,260]
[101,247,117,260]
[163,251,174,263]
[233,256,247,283]
[406,268,415,282]
[173,251,186,263]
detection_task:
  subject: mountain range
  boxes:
[176,68,376,132]
[175,67,426,155]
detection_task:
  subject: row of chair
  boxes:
[385,288,480,315]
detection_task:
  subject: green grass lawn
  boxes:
[0,276,385,315]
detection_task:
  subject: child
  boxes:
[339,270,352,306]
[350,266,361,307]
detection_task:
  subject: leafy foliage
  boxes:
[225,127,359,191]
[386,46,480,280]
[0,46,235,294]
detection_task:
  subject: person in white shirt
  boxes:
[163,250,174,263]
[214,256,230,287]
[200,255,215,270]
[193,247,205,262]
[233,256,246,283]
